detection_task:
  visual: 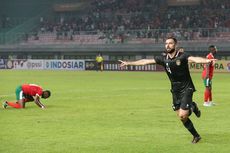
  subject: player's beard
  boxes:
[166,48,175,54]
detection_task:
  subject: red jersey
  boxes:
[22,84,43,96]
[202,53,215,79]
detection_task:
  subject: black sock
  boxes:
[183,118,199,137]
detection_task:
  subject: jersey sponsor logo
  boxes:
[176,60,181,66]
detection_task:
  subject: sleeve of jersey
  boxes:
[181,52,190,64]
[154,56,164,66]
[183,52,190,59]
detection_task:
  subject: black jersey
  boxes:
[155,51,195,93]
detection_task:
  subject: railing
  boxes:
[1,28,230,45]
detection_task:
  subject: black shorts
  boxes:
[171,88,194,111]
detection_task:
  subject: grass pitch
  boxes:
[0,70,230,153]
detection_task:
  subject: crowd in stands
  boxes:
[30,0,230,44]
[0,14,27,31]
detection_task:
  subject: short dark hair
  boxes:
[209,45,216,49]
[166,36,177,44]
[42,90,51,98]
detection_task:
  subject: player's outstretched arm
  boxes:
[119,59,156,67]
[188,56,217,64]
[34,94,45,109]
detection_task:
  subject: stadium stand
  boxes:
[18,0,230,45]
[0,0,230,60]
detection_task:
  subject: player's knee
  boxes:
[178,114,188,121]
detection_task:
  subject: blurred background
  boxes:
[0,0,229,61]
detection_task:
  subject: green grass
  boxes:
[0,70,230,153]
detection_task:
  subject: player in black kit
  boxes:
[119,37,216,144]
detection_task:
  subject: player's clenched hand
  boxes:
[118,60,128,67]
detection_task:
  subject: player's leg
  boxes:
[208,80,215,105]
[177,109,201,143]
[97,63,100,71]
[182,88,200,117]
[191,101,201,117]
[6,100,23,108]
[209,87,212,102]
[179,88,201,143]
[5,86,25,109]
[3,86,21,108]
[203,78,212,106]
[203,79,209,102]
[100,62,103,71]
[171,91,200,143]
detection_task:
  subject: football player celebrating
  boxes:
[119,36,216,144]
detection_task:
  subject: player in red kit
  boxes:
[2,84,51,109]
[202,45,217,106]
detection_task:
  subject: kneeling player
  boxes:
[3,84,51,109]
